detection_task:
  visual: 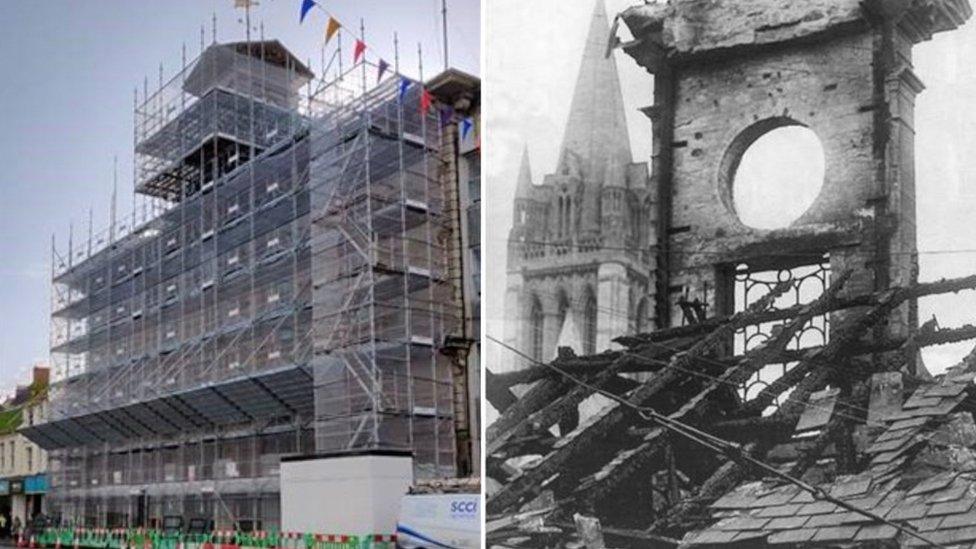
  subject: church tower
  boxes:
[504,0,652,369]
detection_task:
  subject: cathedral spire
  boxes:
[556,0,632,185]
[515,144,534,199]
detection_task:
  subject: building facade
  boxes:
[429,70,482,475]
[28,38,479,530]
[0,367,49,529]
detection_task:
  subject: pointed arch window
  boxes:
[565,196,572,236]
[558,196,565,237]
[635,297,649,335]
[530,296,545,362]
[583,290,597,355]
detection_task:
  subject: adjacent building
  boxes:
[27,37,479,532]
[429,69,481,475]
[0,366,50,527]
[504,1,652,368]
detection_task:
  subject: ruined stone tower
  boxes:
[614,0,971,370]
[505,1,652,367]
[506,0,972,379]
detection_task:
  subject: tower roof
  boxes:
[515,145,534,199]
[556,0,633,184]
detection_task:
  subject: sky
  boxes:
[484,0,976,381]
[0,0,479,398]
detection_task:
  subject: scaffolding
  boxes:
[37,38,317,530]
[33,34,460,529]
[309,64,458,479]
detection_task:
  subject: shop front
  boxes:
[0,480,10,537]
[24,475,46,522]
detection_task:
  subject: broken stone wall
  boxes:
[668,32,883,324]
[621,0,948,341]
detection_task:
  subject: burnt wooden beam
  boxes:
[648,354,857,533]
[486,369,519,413]
[647,370,835,534]
[614,294,875,347]
[740,276,973,417]
[705,416,795,442]
[647,446,758,535]
[568,273,854,513]
[498,325,976,388]
[575,274,976,536]
[788,380,869,478]
[615,273,976,349]
[487,343,684,456]
[550,521,681,548]
[487,279,797,515]
[486,364,576,452]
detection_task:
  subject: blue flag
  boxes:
[439,106,454,127]
[398,77,411,102]
[299,0,316,23]
[461,117,474,140]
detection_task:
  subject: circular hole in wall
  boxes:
[731,125,825,230]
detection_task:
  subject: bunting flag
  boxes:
[461,117,474,140]
[398,77,411,102]
[324,17,341,44]
[439,106,454,127]
[420,88,433,116]
[353,40,367,63]
[377,59,390,83]
[299,0,316,23]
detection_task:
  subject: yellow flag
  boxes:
[325,17,341,44]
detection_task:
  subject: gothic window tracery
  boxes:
[734,258,830,413]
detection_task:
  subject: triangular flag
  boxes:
[439,106,454,127]
[299,0,316,23]
[398,77,411,102]
[353,39,367,64]
[461,117,474,140]
[377,59,390,83]
[324,17,341,45]
[420,88,433,116]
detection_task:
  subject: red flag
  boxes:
[420,88,433,116]
[353,40,366,63]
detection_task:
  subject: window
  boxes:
[726,121,825,230]
[470,248,481,296]
[1,442,5,470]
[530,297,544,362]
[634,298,649,335]
[466,155,480,202]
[467,204,480,247]
[735,259,830,414]
[9,441,14,470]
[582,290,597,355]
[557,196,565,236]
[26,447,32,472]
[563,197,573,237]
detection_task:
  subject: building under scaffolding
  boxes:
[28,36,477,530]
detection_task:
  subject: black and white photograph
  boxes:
[484,0,976,547]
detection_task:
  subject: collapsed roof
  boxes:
[486,272,976,548]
